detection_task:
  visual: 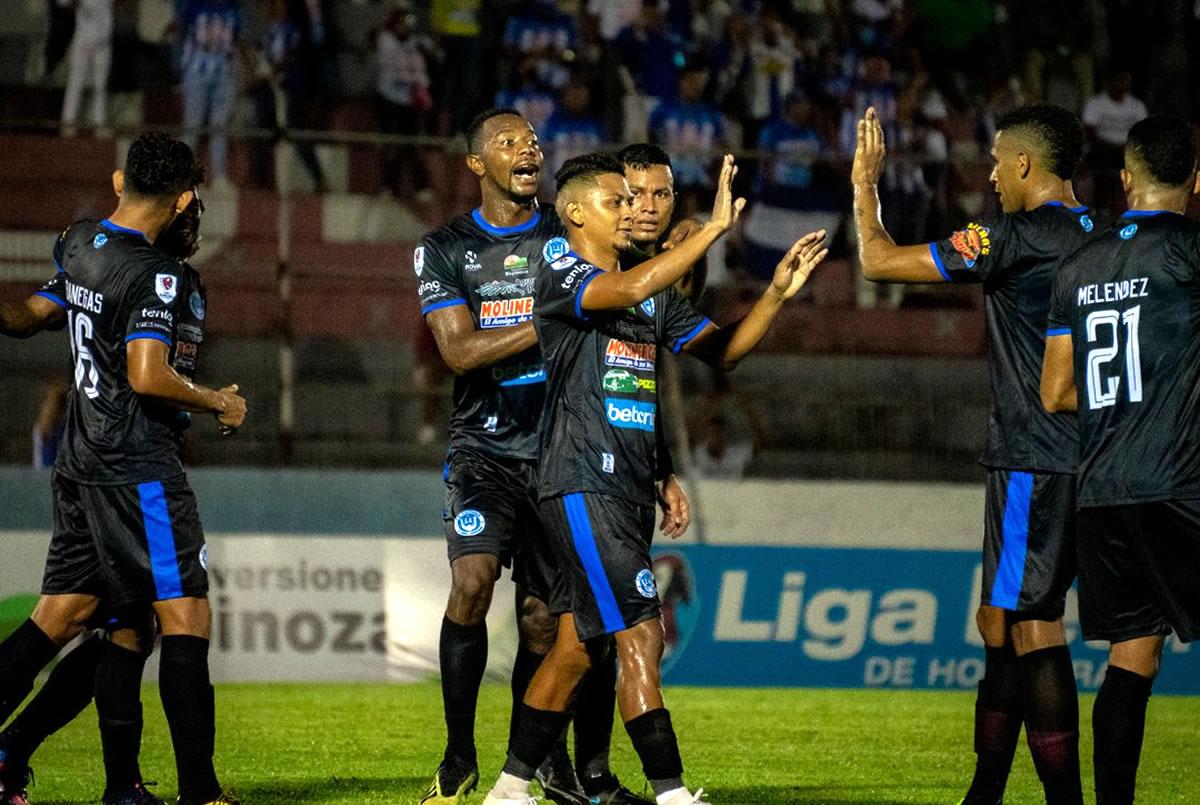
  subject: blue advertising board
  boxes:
[654,546,1200,694]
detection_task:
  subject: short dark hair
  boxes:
[995,103,1084,180]
[618,143,672,172]
[1127,115,1197,187]
[156,195,204,260]
[123,133,200,199]
[555,152,624,193]
[465,107,523,153]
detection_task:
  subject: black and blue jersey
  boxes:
[929,202,1099,474]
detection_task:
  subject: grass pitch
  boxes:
[22,682,1200,804]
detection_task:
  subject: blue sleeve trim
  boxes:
[125,331,173,346]
[574,269,601,320]
[672,317,712,354]
[34,291,67,309]
[422,298,467,316]
[1046,327,1071,337]
[928,242,951,282]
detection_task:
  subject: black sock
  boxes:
[1,633,103,764]
[159,635,220,804]
[624,708,684,797]
[1020,645,1082,805]
[965,644,1024,803]
[440,616,488,767]
[0,620,60,724]
[574,647,617,785]
[503,703,571,780]
[509,644,545,750]
[95,641,146,792]
[1093,665,1155,805]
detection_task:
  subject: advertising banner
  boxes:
[655,545,1199,693]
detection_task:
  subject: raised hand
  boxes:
[709,154,748,233]
[851,106,887,187]
[771,230,829,300]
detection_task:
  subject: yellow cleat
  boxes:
[189,793,241,805]
[419,763,480,804]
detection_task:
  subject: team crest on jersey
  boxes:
[1080,215,1094,232]
[155,274,178,304]
[635,568,658,599]
[543,237,570,264]
[414,246,425,277]
[464,251,482,271]
[641,298,656,317]
[948,222,991,268]
[93,233,108,249]
[454,509,486,537]
[199,543,208,571]
[605,339,656,372]
[189,291,205,320]
[1120,223,1138,240]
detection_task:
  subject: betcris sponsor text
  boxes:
[606,398,656,432]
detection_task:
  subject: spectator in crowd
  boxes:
[1018,0,1096,111]
[584,0,645,140]
[375,2,435,200]
[615,0,687,123]
[649,60,727,213]
[60,0,113,137]
[757,90,824,202]
[253,0,326,192]
[502,0,579,93]
[542,76,605,176]
[180,0,242,187]
[838,52,899,156]
[690,411,760,480]
[430,0,482,134]
[495,56,558,137]
[742,6,801,147]
[1083,69,1149,215]
[44,0,76,79]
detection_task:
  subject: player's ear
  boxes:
[1017,151,1031,179]
[465,153,486,178]
[1120,168,1133,195]
[112,169,125,198]
[1192,171,1200,195]
[175,188,195,216]
[566,199,585,227]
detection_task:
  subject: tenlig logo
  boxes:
[605,398,656,431]
[605,339,656,372]
[480,297,534,328]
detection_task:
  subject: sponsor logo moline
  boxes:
[604,339,656,372]
[480,297,534,328]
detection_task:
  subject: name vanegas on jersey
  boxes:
[65,280,104,314]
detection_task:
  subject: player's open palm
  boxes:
[772,230,829,300]
[216,384,247,429]
[851,106,887,186]
[709,154,747,233]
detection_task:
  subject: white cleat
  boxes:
[481,794,541,805]
[658,789,710,805]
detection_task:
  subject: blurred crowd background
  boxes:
[1,0,1198,482]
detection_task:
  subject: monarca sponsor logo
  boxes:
[605,339,656,372]
[480,297,534,328]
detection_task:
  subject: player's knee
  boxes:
[976,605,1009,647]
[153,596,211,638]
[31,594,99,645]
[517,595,557,653]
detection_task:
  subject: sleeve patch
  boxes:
[948,222,992,267]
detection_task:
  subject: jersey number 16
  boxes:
[68,311,101,400]
[1085,306,1142,410]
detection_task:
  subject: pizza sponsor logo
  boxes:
[604,339,656,372]
[948,223,991,269]
[480,297,534,328]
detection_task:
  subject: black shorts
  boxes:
[443,448,557,603]
[981,469,1076,620]
[539,492,659,642]
[1076,500,1200,643]
[42,473,209,608]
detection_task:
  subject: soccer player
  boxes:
[418,108,680,805]
[620,143,703,297]
[852,104,1095,805]
[481,153,826,805]
[0,133,244,805]
[0,196,208,805]
[1041,115,1200,805]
